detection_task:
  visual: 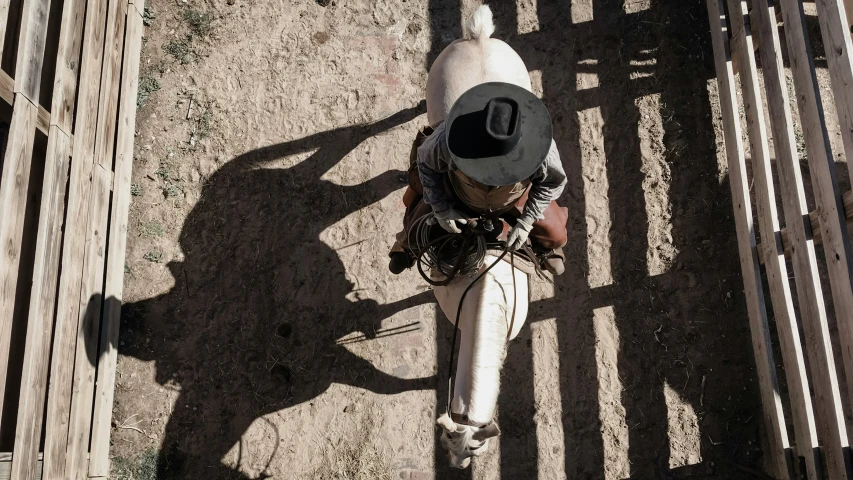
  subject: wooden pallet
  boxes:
[0,0,143,478]
[707,0,853,478]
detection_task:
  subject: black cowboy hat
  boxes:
[445,82,553,186]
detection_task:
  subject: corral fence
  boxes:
[0,0,144,478]
[707,0,853,478]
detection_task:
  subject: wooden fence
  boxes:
[707,0,853,478]
[0,0,143,478]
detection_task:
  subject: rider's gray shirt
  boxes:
[416,122,567,226]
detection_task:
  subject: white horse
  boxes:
[427,5,534,469]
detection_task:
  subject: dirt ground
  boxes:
[109,0,798,478]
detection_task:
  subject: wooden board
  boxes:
[88,8,144,477]
[730,7,760,74]
[49,0,85,134]
[0,460,42,480]
[93,0,126,169]
[727,1,822,476]
[0,1,10,59]
[0,95,38,437]
[0,70,51,134]
[10,127,70,480]
[13,0,51,103]
[778,3,853,469]
[1,453,54,480]
[42,0,108,477]
[64,161,110,479]
[812,0,853,177]
[706,0,792,477]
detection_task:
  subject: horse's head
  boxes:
[436,413,501,469]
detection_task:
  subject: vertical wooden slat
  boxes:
[49,0,85,135]
[64,164,109,479]
[727,1,823,477]
[88,10,143,475]
[93,0,125,170]
[812,0,853,201]
[846,0,853,37]
[12,0,49,102]
[42,0,108,477]
[64,0,127,477]
[706,0,792,477]
[0,95,38,437]
[777,6,853,475]
[0,1,10,59]
[10,127,69,480]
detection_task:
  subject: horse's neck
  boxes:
[434,257,529,425]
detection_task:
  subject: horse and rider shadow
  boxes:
[116,102,437,478]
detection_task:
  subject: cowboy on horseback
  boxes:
[389,82,569,276]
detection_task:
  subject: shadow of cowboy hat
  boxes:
[446,82,552,187]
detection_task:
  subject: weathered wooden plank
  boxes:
[0,70,51,135]
[729,1,822,476]
[93,0,126,169]
[0,67,10,105]
[730,7,760,74]
[706,0,792,477]
[0,459,42,480]
[64,163,111,479]
[42,0,109,477]
[49,0,85,134]
[0,95,38,438]
[89,10,144,476]
[13,0,51,103]
[10,127,70,480]
[0,1,10,59]
[0,452,42,461]
[778,3,853,469]
[812,0,853,183]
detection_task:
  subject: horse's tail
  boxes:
[464,5,494,41]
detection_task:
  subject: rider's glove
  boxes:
[434,208,469,234]
[507,218,533,250]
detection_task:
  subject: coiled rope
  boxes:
[407,212,489,286]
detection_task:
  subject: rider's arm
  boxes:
[416,123,453,213]
[520,140,567,226]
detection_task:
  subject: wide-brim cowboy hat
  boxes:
[445,82,552,187]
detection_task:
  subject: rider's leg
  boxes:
[389,126,444,274]
[529,201,568,275]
